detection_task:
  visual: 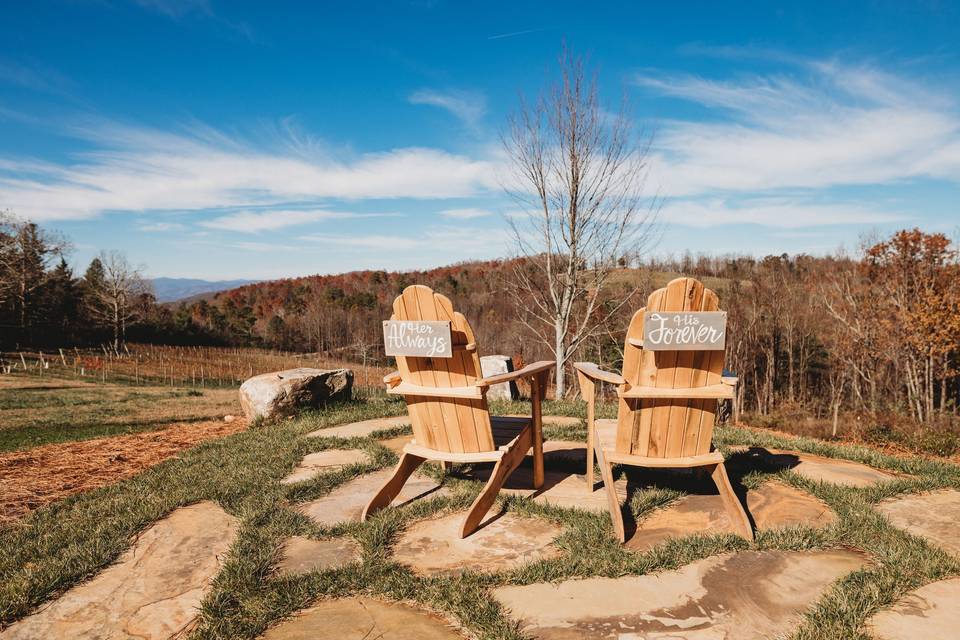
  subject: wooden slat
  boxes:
[616,307,646,455]
[392,294,434,450]
[447,304,492,452]
[406,286,451,452]
[647,280,685,456]
[604,449,724,468]
[696,288,724,454]
[664,278,703,457]
[414,286,464,453]
[619,383,734,400]
[387,382,484,399]
[402,441,504,463]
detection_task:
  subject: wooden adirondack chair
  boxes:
[362,285,554,538]
[574,277,753,543]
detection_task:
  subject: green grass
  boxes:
[2,394,960,638]
[0,374,239,452]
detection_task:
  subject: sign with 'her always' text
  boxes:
[642,311,727,351]
[382,320,453,358]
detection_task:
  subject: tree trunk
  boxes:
[554,320,566,399]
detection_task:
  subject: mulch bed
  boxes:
[0,418,246,524]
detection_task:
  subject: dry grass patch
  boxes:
[0,373,240,452]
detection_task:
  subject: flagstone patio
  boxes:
[259,598,463,639]
[626,480,835,551]
[866,577,960,640]
[297,468,449,527]
[874,489,960,557]
[280,449,369,484]
[275,536,360,576]
[729,446,902,487]
[306,415,410,439]
[391,511,563,576]
[0,501,237,640]
[492,549,868,639]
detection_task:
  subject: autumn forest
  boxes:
[2,209,958,455]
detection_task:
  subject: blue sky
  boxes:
[1,1,958,280]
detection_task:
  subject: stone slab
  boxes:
[481,355,518,400]
[875,489,960,557]
[498,468,623,512]
[307,415,410,439]
[866,578,960,640]
[276,536,360,576]
[730,446,900,487]
[392,512,563,576]
[281,449,369,484]
[260,598,462,639]
[626,481,836,551]
[297,469,447,527]
[493,549,868,639]
[0,501,238,640]
[379,435,410,455]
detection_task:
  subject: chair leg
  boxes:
[594,430,625,542]
[361,452,426,521]
[710,461,753,541]
[460,429,531,538]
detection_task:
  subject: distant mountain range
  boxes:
[149,277,258,303]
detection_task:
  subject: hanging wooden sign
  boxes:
[642,311,727,351]
[382,320,453,358]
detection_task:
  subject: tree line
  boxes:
[0,211,175,350]
[3,208,958,437]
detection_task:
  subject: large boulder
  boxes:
[480,355,519,401]
[239,368,353,420]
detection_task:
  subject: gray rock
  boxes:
[480,355,518,401]
[239,368,353,420]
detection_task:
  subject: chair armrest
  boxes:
[479,360,554,386]
[383,371,402,387]
[573,362,626,386]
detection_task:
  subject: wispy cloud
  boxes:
[0,59,74,97]
[659,197,906,229]
[487,26,553,40]
[408,88,487,128]
[139,221,186,232]
[200,209,396,233]
[439,207,492,219]
[134,0,212,18]
[635,60,960,197]
[0,120,498,221]
[304,234,420,250]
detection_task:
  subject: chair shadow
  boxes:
[617,447,798,540]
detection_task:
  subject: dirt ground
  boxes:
[0,373,247,524]
[0,417,246,523]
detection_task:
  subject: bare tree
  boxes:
[84,250,151,352]
[501,49,657,396]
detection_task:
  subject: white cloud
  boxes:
[139,221,185,232]
[439,207,492,219]
[659,197,906,228]
[200,209,396,233]
[304,234,420,251]
[635,62,960,197]
[409,89,487,128]
[0,121,499,221]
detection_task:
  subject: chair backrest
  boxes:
[616,277,726,458]
[389,285,495,453]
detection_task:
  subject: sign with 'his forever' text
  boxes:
[642,311,727,351]
[383,320,453,358]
